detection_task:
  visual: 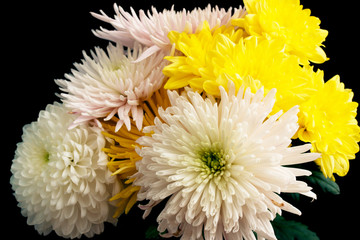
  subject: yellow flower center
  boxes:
[199,148,227,176]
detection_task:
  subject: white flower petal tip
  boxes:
[135,85,318,239]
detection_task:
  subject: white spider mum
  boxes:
[91,4,246,61]
[56,43,167,132]
[10,103,120,239]
[134,85,320,240]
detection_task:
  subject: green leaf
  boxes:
[286,192,300,202]
[307,171,340,195]
[272,215,319,240]
[145,224,160,239]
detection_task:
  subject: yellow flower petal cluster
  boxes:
[162,0,360,180]
[232,0,328,64]
[297,76,360,179]
[102,117,142,218]
[164,22,244,91]
[163,21,321,114]
[101,88,172,217]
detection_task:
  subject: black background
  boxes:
[3,0,359,239]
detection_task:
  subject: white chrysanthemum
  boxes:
[56,43,166,132]
[10,103,120,239]
[135,85,320,240]
[91,4,246,61]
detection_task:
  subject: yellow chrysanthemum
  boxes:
[101,88,172,217]
[164,21,244,91]
[164,22,322,114]
[297,76,360,179]
[232,0,328,64]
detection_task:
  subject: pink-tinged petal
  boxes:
[92,4,246,60]
[115,119,124,133]
[69,115,97,129]
[131,105,144,130]
[104,108,118,121]
[133,45,161,63]
[56,43,167,131]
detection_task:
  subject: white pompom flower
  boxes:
[10,103,120,239]
[134,85,320,240]
[56,43,167,132]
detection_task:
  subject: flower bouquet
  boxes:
[9,0,359,239]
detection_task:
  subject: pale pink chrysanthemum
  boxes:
[56,43,167,132]
[91,4,246,61]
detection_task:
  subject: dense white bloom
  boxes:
[10,103,120,239]
[91,4,246,61]
[135,85,320,240]
[56,43,167,132]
